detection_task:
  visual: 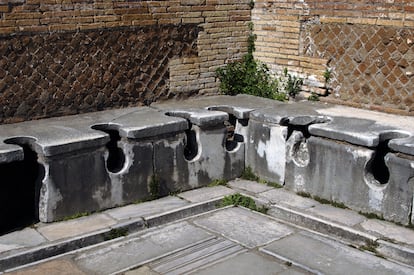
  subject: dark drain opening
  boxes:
[283,121,311,140]
[184,124,198,161]
[0,145,43,235]
[92,126,125,173]
[225,114,244,151]
[368,140,390,184]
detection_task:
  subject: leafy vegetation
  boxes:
[149,174,160,200]
[62,212,89,221]
[208,179,228,187]
[105,227,128,240]
[240,166,260,181]
[308,92,319,101]
[216,23,302,101]
[220,193,268,214]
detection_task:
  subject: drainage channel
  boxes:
[0,139,44,235]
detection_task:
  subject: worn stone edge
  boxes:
[245,194,414,267]
[0,198,223,273]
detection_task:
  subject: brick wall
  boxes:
[0,0,251,123]
[253,0,414,115]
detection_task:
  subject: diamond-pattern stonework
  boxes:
[301,24,414,113]
[0,24,199,124]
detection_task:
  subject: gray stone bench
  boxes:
[1,95,413,233]
[286,116,414,225]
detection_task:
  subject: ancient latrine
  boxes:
[0,1,413,233]
[0,95,413,235]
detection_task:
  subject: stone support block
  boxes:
[246,118,287,184]
[286,116,414,225]
[246,103,328,185]
[155,108,244,193]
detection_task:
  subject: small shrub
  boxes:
[220,193,269,214]
[266,181,283,189]
[296,191,311,198]
[358,211,384,220]
[105,228,128,241]
[308,92,319,101]
[240,166,260,181]
[216,22,289,101]
[280,68,303,98]
[208,179,228,187]
[323,69,332,83]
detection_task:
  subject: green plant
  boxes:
[296,191,311,198]
[62,212,89,221]
[249,0,254,9]
[358,211,384,220]
[220,193,267,213]
[323,69,332,83]
[281,68,303,98]
[208,179,228,187]
[240,166,260,181]
[149,174,160,200]
[308,92,319,101]
[358,240,385,258]
[105,228,128,240]
[265,181,283,189]
[216,23,287,101]
[313,196,347,209]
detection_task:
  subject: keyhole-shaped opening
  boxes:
[225,114,244,151]
[368,140,390,185]
[184,125,199,161]
[92,125,125,173]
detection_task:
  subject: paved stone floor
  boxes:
[1,180,414,274]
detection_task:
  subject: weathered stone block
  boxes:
[246,118,287,184]
[285,135,414,225]
[154,108,244,193]
[40,147,112,222]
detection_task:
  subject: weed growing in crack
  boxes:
[241,166,260,181]
[149,174,160,200]
[105,228,128,241]
[208,179,228,187]
[220,193,268,214]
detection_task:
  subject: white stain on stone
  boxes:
[368,186,384,211]
[38,163,63,222]
[294,173,305,187]
[257,126,287,182]
[109,141,134,205]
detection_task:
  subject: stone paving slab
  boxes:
[125,266,158,275]
[36,214,117,241]
[149,237,245,275]
[227,179,273,194]
[1,184,414,273]
[7,259,86,275]
[0,229,46,253]
[193,207,293,249]
[104,196,189,221]
[74,221,212,274]
[177,186,235,203]
[261,231,414,275]
[306,204,367,226]
[360,219,414,245]
[258,189,318,210]
[191,251,304,275]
